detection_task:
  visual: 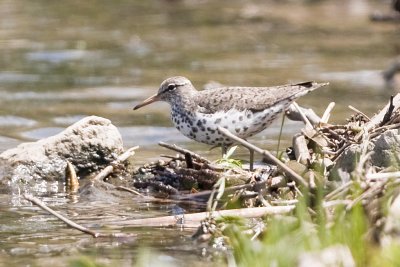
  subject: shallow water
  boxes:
[0,0,398,265]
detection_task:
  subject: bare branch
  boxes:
[321,102,336,124]
[286,102,319,127]
[24,194,136,239]
[24,194,100,237]
[158,142,211,164]
[348,105,370,121]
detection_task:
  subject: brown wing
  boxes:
[195,81,327,114]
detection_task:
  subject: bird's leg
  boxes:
[242,139,254,171]
[221,145,228,157]
[248,148,254,171]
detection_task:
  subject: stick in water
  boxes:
[24,194,101,237]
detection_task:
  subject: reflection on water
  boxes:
[0,193,205,266]
[318,69,385,88]
[0,0,398,266]
[26,50,96,63]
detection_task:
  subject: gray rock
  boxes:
[329,144,364,182]
[371,129,400,168]
[330,129,400,182]
[0,116,123,192]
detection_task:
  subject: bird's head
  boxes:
[133,76,193,110]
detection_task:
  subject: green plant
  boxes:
[207,176,226,212]
[215,146,242,168]
[223,186,374,267]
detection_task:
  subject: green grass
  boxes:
[215,146,243,169]
[221,183,400,267]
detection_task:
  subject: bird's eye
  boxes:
[167,84,176,91]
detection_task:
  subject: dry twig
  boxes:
[291,102,314,130]
[366,171,400,180]
[286,104,322,126]
[325,181,354,201]
[346,180,388,210]
[348,105,371,121]
[116,185,145,196]
[380,95,395,126]
[24,194,134,238]
[321,102,336,124]
[355,94,400,141]
[159,142,210,164]
[93,146,139,182]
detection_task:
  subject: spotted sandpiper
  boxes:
[134,76,327,170]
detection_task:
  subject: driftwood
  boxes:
[292,133,311,165]
[109,200,351,228]
[291,102,314,130]
[286,103,322,126]
[115,205,296,228]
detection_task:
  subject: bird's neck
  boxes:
[169,89,200,121]
[171,88,198,112]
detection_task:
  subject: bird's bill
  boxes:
[133,94,160,110]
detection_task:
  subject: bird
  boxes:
[133,76,327,170]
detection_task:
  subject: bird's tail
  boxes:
[292,81,329,99]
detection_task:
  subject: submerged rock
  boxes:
[0,116,123,192]
[371,129,400,168]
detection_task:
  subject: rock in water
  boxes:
[0,116,123,193]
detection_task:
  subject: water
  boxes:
[0,0,398,265]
